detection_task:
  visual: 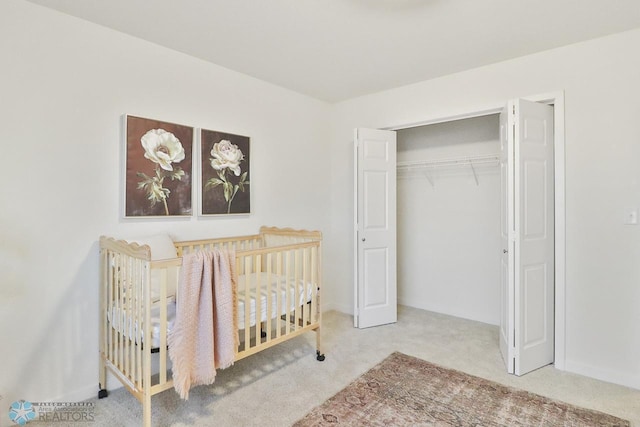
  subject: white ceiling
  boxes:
[25,0,640,102]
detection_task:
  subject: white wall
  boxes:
[329,29,640,389]
[397,116,501,325]
[0,0,331,412]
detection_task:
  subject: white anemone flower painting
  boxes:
[125,116,193,217]
[201,128,250,215]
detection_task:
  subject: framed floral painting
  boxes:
[200,128,250,215]
[124,115,193,217]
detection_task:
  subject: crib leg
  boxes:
[143,393,152,427]
[98,356,108,398]
[315,327,325,361]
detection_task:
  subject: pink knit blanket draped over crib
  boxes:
[168,249,239,399]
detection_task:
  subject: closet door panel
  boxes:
[499,107,515,373]
[514,99,555,376]
[355,128,397,329]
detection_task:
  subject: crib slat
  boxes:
[125,256,133,372]
[127,256,136,373]
[125,257,132,386]
[110,253,117,368]
[255,254,262,342]
[275,252,282,339]
[310,246,318,324]
[243,256,251,351]
[142,259,152,394]
[294,249,301,332]
[124,266,131,380]
[129,257,135,385]
[99,248,108,391]
[159,267,167,385]
[316,240,323,356]
[106,252,110,364]
[107,252,114,368]
[265,252,272,342]
[111,252,117,370]
[135,259,143,389]
[285,250,291,336]
[129,292,136,384]
[116,255,125,370]
[302,247,309,327]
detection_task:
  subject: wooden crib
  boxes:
[98,226,323,427]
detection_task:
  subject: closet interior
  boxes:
[396,114,502,326]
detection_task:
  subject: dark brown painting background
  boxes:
[201,129,250,215]
[125,115,193,217]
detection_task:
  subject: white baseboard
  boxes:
[322,301,352,315]
[398,298,499,326]
[564,359,640,390]
[47,371,126,404]
[49,383,100,403]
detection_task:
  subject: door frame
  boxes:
[386,91,566,370]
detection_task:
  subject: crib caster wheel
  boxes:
[316,351,325,362]
[98,389,108,399]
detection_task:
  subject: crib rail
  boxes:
[174,234,262,255]
[176,238,322,359]
[234,240,321,359]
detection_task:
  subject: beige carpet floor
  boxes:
[87,306,640,426]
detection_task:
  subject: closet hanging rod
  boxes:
[396,153,500,171]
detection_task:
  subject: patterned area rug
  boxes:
[294,352,629,426]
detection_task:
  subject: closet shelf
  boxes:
[397,153,500,186]
[397,153,500,170]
